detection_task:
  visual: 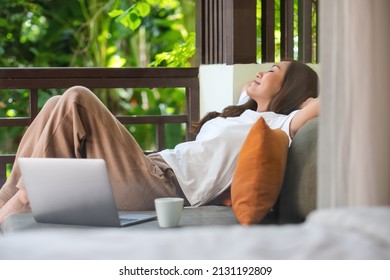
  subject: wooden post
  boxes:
[196,0,257,65]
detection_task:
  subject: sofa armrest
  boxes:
[278,117,318,223]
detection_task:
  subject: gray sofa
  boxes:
[0,118,318,233]
[279,117,318,223]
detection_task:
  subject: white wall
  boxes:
[198,63,274,117]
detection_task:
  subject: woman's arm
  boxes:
[290,97,320,139]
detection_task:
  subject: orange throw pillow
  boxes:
[232,117,289,225]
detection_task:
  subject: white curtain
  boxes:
[318,0,390,207]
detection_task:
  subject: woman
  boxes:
[0,59,319,223]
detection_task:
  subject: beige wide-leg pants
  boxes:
[0,86,183,210]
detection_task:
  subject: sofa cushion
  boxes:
[231,117,289,225]
[278,117,318,223]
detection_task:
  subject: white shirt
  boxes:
[159,109,298,206]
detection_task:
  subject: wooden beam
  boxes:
[262,0,275,62]
[298,0,313,62]
[281,0,294,60]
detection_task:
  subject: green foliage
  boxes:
[0,0,196,68]
[151,32,195,67]
[109,0,195,67]
[109,1,151,31]
[0,0,195,155]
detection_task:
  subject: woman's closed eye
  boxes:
[268,65,280,73]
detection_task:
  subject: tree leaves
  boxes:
[151,32,195,67]
[0,0,195,153]
[109,2,151,31]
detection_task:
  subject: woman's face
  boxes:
[246,61,290,112]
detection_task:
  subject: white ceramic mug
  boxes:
[154,197,184,228]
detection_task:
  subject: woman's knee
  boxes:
[61,86,101,107]
[61,86,96,103]
[44,95,61,109]
[39,95,61,117]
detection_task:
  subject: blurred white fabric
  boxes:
[0,207,389,260]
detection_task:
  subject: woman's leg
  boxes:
[0,189,30,223]
[0,96,61,205]
[41,86,181,210]
[1,86,181,221]
[0,96,61,221]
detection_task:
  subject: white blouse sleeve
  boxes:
[281,110,299,145]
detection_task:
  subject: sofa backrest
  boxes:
[278,117,318,223]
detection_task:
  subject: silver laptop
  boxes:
[18,158,156,227]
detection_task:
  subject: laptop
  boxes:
[18,157,157,227]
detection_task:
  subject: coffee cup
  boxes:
[154,197,184,228]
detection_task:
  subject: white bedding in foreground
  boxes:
[0,207,389,260]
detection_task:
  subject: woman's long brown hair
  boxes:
[191,59,318,135]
